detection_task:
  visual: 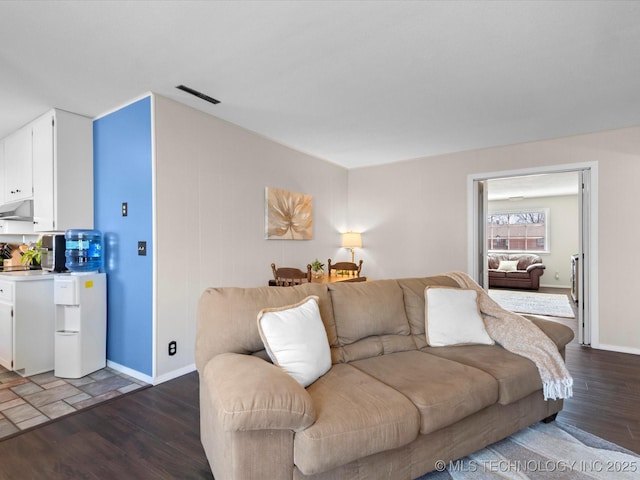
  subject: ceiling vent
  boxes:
[176,85,221,105]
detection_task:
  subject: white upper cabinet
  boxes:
[4,124,33,202]
[32,109,93,232]
[32,112,55,231]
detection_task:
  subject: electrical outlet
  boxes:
[138,241,147,256]
[122,202,128,216]
[168,341,177,356]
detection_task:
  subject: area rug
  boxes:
[418,421,639,479]
[489,289,575,318]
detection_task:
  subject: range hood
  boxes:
[0,200,34,221]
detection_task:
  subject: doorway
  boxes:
[467,163,598,347]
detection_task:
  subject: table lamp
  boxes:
[341,232,362,263]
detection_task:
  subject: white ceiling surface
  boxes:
[487,171,580,201]
[1,1,640,169]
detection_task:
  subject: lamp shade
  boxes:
[341,232,362,249]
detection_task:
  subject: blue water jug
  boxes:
[65,229,103,273]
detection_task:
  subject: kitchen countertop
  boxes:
[0,270,54,281]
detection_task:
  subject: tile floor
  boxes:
[0,365,148,440]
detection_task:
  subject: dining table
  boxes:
[268,273,366,286]
[311,273,366,284]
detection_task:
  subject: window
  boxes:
[487,209,549,253]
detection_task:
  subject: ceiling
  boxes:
[487,171,580,201]
[1,1,640,169]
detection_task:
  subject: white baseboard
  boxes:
[540,283,572,289]
[107,360,197,385]
[153,364,197,385]
[107,360,153,384]
[595,344,640,356]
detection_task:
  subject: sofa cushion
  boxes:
[335,334,418,363]
[526,316,575,349]
[425,287,494,347]
[397,276,461,349]
[351,351,499,435]
[257,296,331,387]
[294,363,420,475]
[424,345,542,405]
[328,280,416,361]
[488,270,506,278]
[516,254,542,270]
[329,280,410,344]
[505,270,532,279]
[196,283,335,371]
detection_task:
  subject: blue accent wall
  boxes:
[94,97,153,376]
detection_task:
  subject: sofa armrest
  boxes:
[526,263,546,272]
[524,315,575,349]
[201,352,316,432]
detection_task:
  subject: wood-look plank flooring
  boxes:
[505,287,640,454]
[0,288,638,478]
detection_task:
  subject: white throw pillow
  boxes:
[257,295,331,387]
[424,287,494,347]
[497,260,519,272]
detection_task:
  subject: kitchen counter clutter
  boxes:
[0,272,55,376]
[0,241,29,269]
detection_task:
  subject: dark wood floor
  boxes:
[560,343,640,453]
[0,371,213,480]
[504,287,640,454]
[0,291,638,478]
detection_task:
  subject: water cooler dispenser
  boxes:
[54,229,107,378]
[54,273,107,378]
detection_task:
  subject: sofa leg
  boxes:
[542,413,557,424]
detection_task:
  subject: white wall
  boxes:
[489,195,579,288]
[348,126,640,353]
[152,95,348,378]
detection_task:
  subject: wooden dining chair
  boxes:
[271,263,312,286]
[327,259,363,278]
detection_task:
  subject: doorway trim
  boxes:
[467,162,599,348]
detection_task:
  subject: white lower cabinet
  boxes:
[0,301,12,370]
[0,275,55,376]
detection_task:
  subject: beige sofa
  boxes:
[195,275,574,480]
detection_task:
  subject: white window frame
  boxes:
[487,207,550,254]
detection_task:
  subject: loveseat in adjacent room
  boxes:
[487,253,546,290]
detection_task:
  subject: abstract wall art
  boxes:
[265,187,313,240]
